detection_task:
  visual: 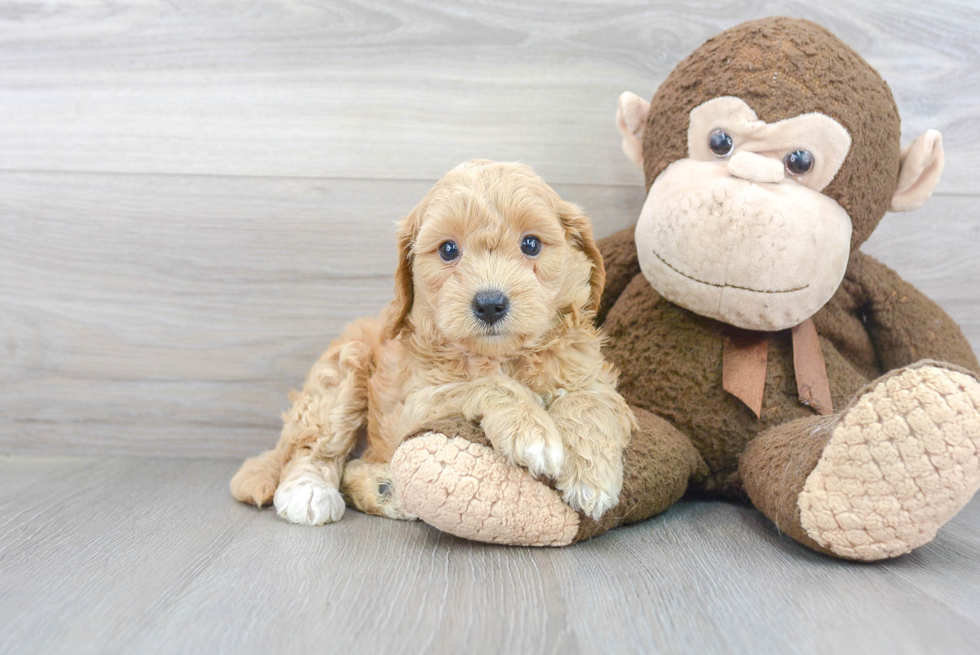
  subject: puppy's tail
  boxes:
[230,448,281,507]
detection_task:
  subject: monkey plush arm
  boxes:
[848,252,979,373]
[596,226,640,325]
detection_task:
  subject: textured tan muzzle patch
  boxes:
[799,365,980,561]
[390,432,580,547]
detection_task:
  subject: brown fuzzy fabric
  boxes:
[739,415,837,556]
[599,225,979,496]
[574,407,707,541]
[601,263,869,496]
[642,17,901,250]
[845,253,979,372]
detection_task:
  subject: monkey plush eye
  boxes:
[708,129,734,158]
[520,235,542,257]
[438,240,459,262]
[783,150,814,176]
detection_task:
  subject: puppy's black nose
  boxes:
[472,290,509,326]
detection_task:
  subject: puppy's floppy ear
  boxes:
[557,200,605,312]
[385,202,425,339]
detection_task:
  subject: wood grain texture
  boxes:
[1,172,977,457]
[0,456,977,654]
[0,0,978,192]
[0,3,978,458]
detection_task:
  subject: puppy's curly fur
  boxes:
[231,160,636,524]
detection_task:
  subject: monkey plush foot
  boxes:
[390,410,706,546]
[744,361,980,561]
[390,426,581,546]
[799,362,980,560]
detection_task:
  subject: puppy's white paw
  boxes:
[556,449,622,520]
[561,481,620,520]
[274,474,345,525]
[513,436,564,479]
[482,404,564,479]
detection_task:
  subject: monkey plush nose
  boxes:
[472,290,509,326]
[727,151,784,184]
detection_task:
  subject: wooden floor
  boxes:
[2,456,979,654]
[2,1,980,653]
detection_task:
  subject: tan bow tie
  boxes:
[722,317,833,419]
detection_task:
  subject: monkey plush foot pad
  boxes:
[390,432,580,546]
[799,364,980,561]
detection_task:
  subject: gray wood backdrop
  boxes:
[2,0,978,458]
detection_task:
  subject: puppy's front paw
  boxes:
[273,474,345,525]
[484,406,564,479]
[517,437,565,479]
[556,448,623,520]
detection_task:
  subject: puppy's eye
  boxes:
[708,129,734,158]
[520,235,542,257]
[438,241,459,262]
[783,149,814,176]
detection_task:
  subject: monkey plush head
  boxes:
[616,17,944,331]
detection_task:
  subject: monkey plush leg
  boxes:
[742,361,980,561]
[340,458,418,521]
[389,408,706,546]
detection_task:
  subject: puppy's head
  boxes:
[386,160,604,358]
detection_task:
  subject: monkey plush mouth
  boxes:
[634,159,852,331]
[650,248,810,295]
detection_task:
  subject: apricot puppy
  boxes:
[231,160,636,524]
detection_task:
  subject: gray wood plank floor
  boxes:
[2,1,979,653]
[1,456,978,655]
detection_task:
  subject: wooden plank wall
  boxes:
[1,1,978,457]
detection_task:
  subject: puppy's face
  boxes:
[389,161,604,358]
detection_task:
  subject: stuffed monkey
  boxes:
[389,17,980,561]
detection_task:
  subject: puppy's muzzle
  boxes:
[472,290,509,326]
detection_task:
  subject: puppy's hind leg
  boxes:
[341,458,418,521]
[272,319,376,525]
[231,448,280,507]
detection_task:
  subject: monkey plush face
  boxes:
[633,96,853,330]
[616,17,945,331]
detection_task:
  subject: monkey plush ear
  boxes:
[385,204,425,339]
[890,130,944,212]
[616,92,651,170]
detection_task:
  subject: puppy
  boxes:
[231,160,636,524]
